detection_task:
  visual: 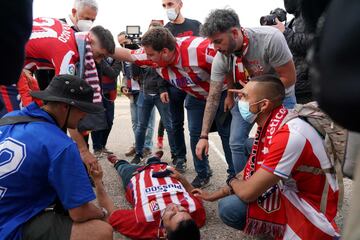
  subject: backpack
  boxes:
[280,101,348,211]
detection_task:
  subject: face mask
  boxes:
[166,8,178,21]
[237,100,260,123]
[76,19,93,32]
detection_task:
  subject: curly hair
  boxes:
[201,8,241,37]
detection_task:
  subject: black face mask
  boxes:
[284,0,300,14]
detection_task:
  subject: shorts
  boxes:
[22,211,72,240]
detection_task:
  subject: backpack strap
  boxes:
[0,116,45,126]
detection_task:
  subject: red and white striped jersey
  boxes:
[261,118,340,239]
[24,17,79,76]
[109,163,206,239]
[131,36,223,100]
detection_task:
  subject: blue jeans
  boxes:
[130,92,154,149]
[230,94,296,173]
[115,157,162,188]
[185,91,234,179]
[168,86,187,159]
[92,93,115,151]
[135,92,176,155]
[218,195,247,230]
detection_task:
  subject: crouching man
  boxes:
[192,75,340,239]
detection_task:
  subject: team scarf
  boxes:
[231,28,250,87]
[75,32,102,103]
[243,105,288,239]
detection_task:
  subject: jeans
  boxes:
[115,157,162,188]
[230,94,296,173]
[168,86,187,159]
[218,195,247,230]
[185,91,234,179]
[135,92,176,155]
[130,92,154,149]
[92,93,115,151]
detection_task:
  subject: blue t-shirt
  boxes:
[0,103,95,240]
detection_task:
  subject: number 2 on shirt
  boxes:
[0,138,26,200]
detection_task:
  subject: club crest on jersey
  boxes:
[67,64,76,75]
[149,200,160,212]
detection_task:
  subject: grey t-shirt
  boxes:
[211,26,294,95]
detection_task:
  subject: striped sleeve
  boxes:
[130,48,155,67]
[261,125,306,179]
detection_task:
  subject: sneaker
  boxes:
[143,147,152,158]
[175,160,187,174]
[157,136,164,149]
[125,146,136,157]
[171,153,177,165]
[102,147,113,155]
[94,150,102,157]
[154,150,164,159]
[191,175,210,189]
[131,154,143,164]
[107,154,119,165]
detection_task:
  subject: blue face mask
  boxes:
[237,100,261,123]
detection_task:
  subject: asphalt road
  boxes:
[93,96,353,240]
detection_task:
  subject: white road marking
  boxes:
[208,140,227,164]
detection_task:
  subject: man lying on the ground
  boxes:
[192,75,340,239]
[90,151,205,240]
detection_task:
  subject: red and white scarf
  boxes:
[231,28,250,87]
[75,32,102,103]
[243,106,288,239]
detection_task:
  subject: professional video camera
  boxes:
[260,8,287,26]
[126,25,142,44]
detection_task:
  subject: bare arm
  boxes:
[230,168,281,203]
[274,59,296,88]
[112,47,134,63]
[68,129,97,168]
[90,163,117,218]
[191,186,232,202]
[200,80,224,136]
[69,202,104,223]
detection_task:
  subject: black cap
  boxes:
[30,74,104,114]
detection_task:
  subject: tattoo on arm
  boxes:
[201,81,224,135]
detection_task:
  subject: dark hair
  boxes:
[117,31,126,37]
[251,75,285,103]
[141,27,176,52]
[201,8,241,37]
[90,25,115,54]
[166,219,200,240]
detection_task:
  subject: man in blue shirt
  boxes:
[0,75,113,240]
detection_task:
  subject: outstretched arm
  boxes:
[112,47,134,63]
[90,163,117,217]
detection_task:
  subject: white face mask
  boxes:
[166,8,178,21]
[76,19,93,32]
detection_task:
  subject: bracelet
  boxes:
[101,207,108,219]
[226,175,237,187]
[199,135,208,140]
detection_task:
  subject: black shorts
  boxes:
[22,211,72,240]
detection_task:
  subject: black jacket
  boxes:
[284,15,313,103]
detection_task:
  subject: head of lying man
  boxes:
[160,203,200,240]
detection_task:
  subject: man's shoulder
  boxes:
[185,18,201,25]
[246,26,282,43]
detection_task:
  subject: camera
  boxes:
[260,8,287,26]
[126,25,142,45]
